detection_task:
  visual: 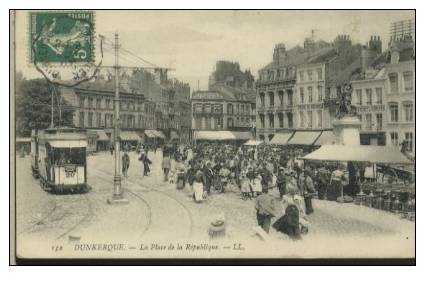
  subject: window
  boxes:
[269,114,274,128]
[356,89,362,105]
[389,73,399,93]
[287,91,293,106]
[79,96,85,108]
[278,91,284,106]
[227,104,234,115]
[260,114,265,128]
[300,87,304,104]
[260,93,265,107]
[317,68,323,80]
[376,113,383,130]
[299,71,304,82]
[317,110,322,128]
[300,111,304,128]
[278,113,284,128]
[375,88,382,104]
[307,70,313,81]
[318,86,323,102]
[88,98,93,108]
[389,103,399,122]
[88,112,93,127]
[105,99,111,109]
[269,92,274,107]
[79,112,84,127]
[404,132,413,152]
[96,98,101,109]
[403,102,413,122]
[366,114,372,130]
[358,114,362,129]
[403,71,413,91]
[308,87,313,103]
[96,112,101,127]
[366,89,372,105]
[287,113,293,128]
[390,132,399,147]
[307,111,313,128]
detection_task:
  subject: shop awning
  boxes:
[244,140,264,146]
[287,131,321,146]
[144,130,156,138]
[119,131,141,141]
[170,130,179,140]
[16,137,31,143]
[232,131,252,140]
[269,132,294,145]
[49,140,87,148]
[154,130,166,139]
[302,145,413,164]
[94,129,109,141]
[313,131,337,146]
[194,131,250,141]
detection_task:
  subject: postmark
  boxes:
[30,11,94,64]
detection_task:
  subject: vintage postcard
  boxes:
[10,10,415,263]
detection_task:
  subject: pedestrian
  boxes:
[109,144,114,155]
[251,174,262,197]
[122,151,130,178]
[193,170,205,203]
[304,170,315,215]
[329,164,346,201]
[203,162,214,195]
[139,150,152,176]
[272,204,301,240]
[276,167,287,199]
[162,153,171,182]
[240,172,251,200]
[255,186,278,233]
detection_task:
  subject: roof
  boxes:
[192,84,255,102]
[302,145,412,164]
[305,47,337,64]
[287,131,322,146]
[269,132,294,145]
[194,131,251,141]
[260,46,308,71]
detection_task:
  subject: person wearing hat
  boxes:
[203,161,214,195]
[303,170,315,215]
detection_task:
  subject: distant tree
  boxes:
[16,79,74,137]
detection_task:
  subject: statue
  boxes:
[336,83,357,118]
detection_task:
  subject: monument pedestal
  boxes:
[332,116,361,146]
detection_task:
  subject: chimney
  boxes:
[361,45,377,75]
[334,34,352,54]
[273,43,287,64]
[154,68,168,85]
[368,35,382,54]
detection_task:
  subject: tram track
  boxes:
[17,200,58,236]
[92,168,194,238]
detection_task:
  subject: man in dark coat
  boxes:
[255,187,277,233]
[122,151,130,178]
[276,167,287,199]
[139,151,151,176]
[304,170,315,215]
[203,162,214,195]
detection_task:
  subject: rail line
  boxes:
[17,200,58,236]
[90,168,153,238]
[93,168,194,238]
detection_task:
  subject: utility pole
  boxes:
[50,85,54,128]
[108,33,128,204]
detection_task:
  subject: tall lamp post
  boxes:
[108,33,128,204]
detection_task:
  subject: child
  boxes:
[240,173,251,200]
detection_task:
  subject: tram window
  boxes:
[53,148,86,165]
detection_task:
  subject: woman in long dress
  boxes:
[193,170,205,203]
[251,174,263,197]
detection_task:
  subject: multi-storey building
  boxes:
[208,61,255,89]
[191,85,255,132]
[384,37,415,155]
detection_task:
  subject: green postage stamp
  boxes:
[29,11,95,64]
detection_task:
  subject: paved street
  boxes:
[15,151,415,258]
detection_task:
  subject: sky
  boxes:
[14,10,414,90]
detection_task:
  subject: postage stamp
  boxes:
[29,11,94,64]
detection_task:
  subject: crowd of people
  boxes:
[120,141,364,240]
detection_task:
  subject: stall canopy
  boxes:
[269,132,294,145]
[287,131,321,146]
[302,145,413,164]
[313,131,337,146]
[194,131,251,141]
[94,129,109,141]
[119,131,141,141]
[244,140,264,146]
[170,130,179,141]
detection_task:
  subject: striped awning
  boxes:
[287,131,322,146]
[94,129,109,141]
[119,131,141,141]
[144,130,157,138]
[314,131,337,146]
[170,130,179,140]
[269,132,294,145]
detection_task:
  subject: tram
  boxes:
[34,127,89,193]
